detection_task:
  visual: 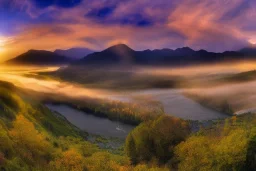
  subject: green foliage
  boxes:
[51,148,85,171]
[0,124,14,159]
[133,164,169,171]
[48,95,164,125]
[85,152,130,171]
[0,81,134,171]
[9,115,53,165]
[3,80,256,171]
[31,104,82,137]
[174,115,256,171]
[125,115,190,164]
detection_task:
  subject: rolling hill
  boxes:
[6,50,72,65]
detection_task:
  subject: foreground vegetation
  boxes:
[125,113,256,170]
[175,114,256,170]
[2,80,256,170]
[0,81,148,170]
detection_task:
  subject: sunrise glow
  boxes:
[249,39,256,45]
[0,37,6,52]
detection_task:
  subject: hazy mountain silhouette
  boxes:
[7,44,256,66]
[73,44,252,67]
[77,44,136,66]
[239,46,256,56]
[6,50,72,65]
[54,48,94,59]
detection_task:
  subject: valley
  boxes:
[2,1,256,169]
[1,58,256,170]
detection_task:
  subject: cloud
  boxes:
[86,6,116,19]
[30,0,83,8]
[1,0,256,61]
[167,0,252,51]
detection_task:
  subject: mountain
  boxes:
[77,44,135,66]
[239,46,256,56]
[9,44,256,67]
[6,50,72,65]
[71,44,251,67]
[54,47,94,59]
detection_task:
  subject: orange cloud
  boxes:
[1,0,255,62]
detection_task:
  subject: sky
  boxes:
[0,0,256,61]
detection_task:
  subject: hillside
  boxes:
[0,81,137,170]
[1,80,256,170]
[54,47,94,59]
[6,50,72,65]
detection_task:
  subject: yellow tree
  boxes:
[53,149,85,171]
[9,115,52,165]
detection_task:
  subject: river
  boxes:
[0,66,229,137]
[46,104,135,138]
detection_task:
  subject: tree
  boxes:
[175,128,250,171]
[52,149,85,171]
[85,152,126,171]
[125,134,137,164]
[175,136,215,171]
[9,115,52,165]
[125,115,190,164]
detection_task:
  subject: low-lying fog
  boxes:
[1,62,256,120]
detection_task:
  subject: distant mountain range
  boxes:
[74,44,256,67]
[54,48,94,59]
[5,44,256,66]
[6,50,72,65]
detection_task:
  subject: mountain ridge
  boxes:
[6,44,256,66]
[73,44,253,67]
[54,47,94,59]
[6,49,72,65]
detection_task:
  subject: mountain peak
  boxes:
[175,47,194,52]
[174,47,195,56]
[105,44,134,52]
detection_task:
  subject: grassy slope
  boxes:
[0,81,133,170]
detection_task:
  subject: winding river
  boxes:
[46,104,135,138]
[0,66,228,137]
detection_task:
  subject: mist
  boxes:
[1,62,256,118]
